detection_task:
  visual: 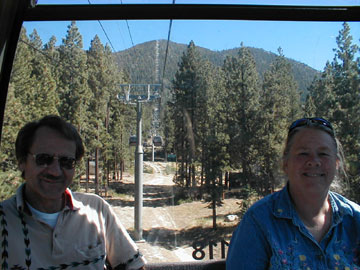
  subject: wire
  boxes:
[97,20,117,52]
[118,0,135,48]
[87,0,117,52]
[118,0,140,82]
[124,21,135,48]
[19,38,89,82]
[161,0,176,92]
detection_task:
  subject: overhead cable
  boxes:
[19,38,89,82]
[161,0,176,92]
[88,0,117,52]
[119,0,139,82]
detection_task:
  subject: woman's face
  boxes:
[283,128,339,198]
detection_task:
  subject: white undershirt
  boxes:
[26,202,60,229]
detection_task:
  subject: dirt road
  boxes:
[111,162,195,262]
[109,162,238,263]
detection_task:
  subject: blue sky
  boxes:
[23,0,360,71]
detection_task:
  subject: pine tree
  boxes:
[305,62,336,119]
[0,28,33,191]
[222,45,262,187]
[162,103,175,162]
[171,41,202,187]
[304,94,316,117]
[257,47,302,194]
[44,35,61,97]
[28,29,43,77]
[9,27,33,120]
[0,84,24,199]
[58,21,90,129]
[86,35,112,194]
[199,62,228,229]
[103,44,129,184]
[0,84,26,171]
[331,22,360,201]
[331,22,359,154]
[27,30,59,119]
[57,21,90,189]
[304,23,359,201]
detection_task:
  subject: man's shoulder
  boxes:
[0,194,17,208]
[0,195,20,220]
[72,191,104,200]
[71,191,110,209]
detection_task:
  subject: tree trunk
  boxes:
[95,148,99,195]
[86,158,90,193]
[212,198,217,230]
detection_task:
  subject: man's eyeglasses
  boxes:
[29,153,77,170]
[288,117,333,134]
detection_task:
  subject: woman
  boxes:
[226,117,360,270]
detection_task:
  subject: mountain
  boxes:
[114,40,319,98]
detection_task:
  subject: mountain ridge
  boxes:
[114,40,319,97]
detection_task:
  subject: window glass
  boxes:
[2,6,359,263]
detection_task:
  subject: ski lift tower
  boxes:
[117,84,161,241]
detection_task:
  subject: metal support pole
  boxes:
[118,84,161,242]
[134,100,143,241]
[152,142,155,162]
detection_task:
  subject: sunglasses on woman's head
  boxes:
[28,153,77,170]
[288,117,333,134]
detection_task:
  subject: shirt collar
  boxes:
[16,183,28,213]
[272,183,294,219]
[328,191,354,224]
[16,183,80,213]
[65,188,81,211]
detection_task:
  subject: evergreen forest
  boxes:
[0,21,359,211]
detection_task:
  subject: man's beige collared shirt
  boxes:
[0,184,145,270]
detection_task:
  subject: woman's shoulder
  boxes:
[328,191,360,226]
[245,188,285,217]
[329,191,360,216]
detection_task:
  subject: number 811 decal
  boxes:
[192,239,229,260]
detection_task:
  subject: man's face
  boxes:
[19,126,76,210]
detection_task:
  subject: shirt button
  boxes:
[54,234,57,238]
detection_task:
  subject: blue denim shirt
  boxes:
[226,185,360,270]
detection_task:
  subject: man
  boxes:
[0,115,146,269]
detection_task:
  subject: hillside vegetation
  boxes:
[115,40,319,98]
